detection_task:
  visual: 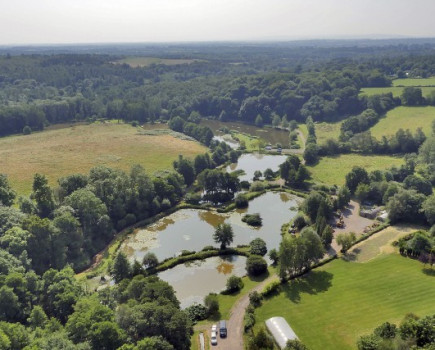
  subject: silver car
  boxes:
[210,331,218,346]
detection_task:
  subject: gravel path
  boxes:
[213,274,278,350]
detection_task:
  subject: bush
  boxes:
[235,194,249,209]
[226,275,244,293]
[249,238,267,256]
[185,193,201,205]
[246,255,268,276]
[250,181,265,192]
[204,293,219,316]
[202,245,215,251]
[268,248,279,265]
[242,213,263,227]
[244,312,256,333]
[261,280,281,297]
[180,250,195,256]
[249,291,262,307]
[184,303,208,323]
[240,181,250,190]
[293,213,307,230]
[23,125,32,135]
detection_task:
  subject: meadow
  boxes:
[392,77,435,86]
[308,154,403,186]
[315,121,342,144]
[0,122,206,194]
[254,251,435,350]
[114,56,201,67]
[370,106,435,138]
[359,86,435,98]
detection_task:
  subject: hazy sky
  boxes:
[2,0,435,44]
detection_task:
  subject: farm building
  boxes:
[360,206,382,219]
[265,317,298,349]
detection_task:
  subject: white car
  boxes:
[211,324,217,332]
[211,331,218,346]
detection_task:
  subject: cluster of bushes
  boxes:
[303,116,319,165]
[357,313,435,350]
[242,213,263,227]
[168,116,214,145]
[279,154,311,188]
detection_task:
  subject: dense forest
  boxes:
[1,40,435,349]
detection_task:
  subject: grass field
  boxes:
[360,86,435,98]
[315,121,342,144]
[393,77,435,86]
[254,252,435,350]
[114,56,201,67]
[0,122,206,194]
[308,154,404,186]
[370,106,435,138]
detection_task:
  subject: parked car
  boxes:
[211,331,218,346]
[211,324,217,332]
[219,320,227,338]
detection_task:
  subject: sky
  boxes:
[1,0,435,45]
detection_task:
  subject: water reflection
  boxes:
[227,153,287,182]
[121,192,300,262]
[158,255,247,308]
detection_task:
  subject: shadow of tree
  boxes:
[422,267,435,277]
[282,270,333,303]
[342,248,361,262]
[247,270,270,283]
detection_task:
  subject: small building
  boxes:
[265,317,298,349]
[360,206,381,219]
[377,210,389,222]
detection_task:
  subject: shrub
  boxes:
[244,312,256,333]
[249,291,262,307]
[202,245,215,251]
[242,213,263,227]
[268,248,279,265]
[226,275,244,293]
[262,280,281,297]
[184,303,208,323]
[185,193,201,205]
[142,252,159,269]
[293,213,307,230]
[235,194,249,209]
[249,238,267,256]
[23,125,32,135]
[204,293,219,316]
[240,181,250,190]
[246,255,268,276]
[180,250,195,256]
[250,181,265,192]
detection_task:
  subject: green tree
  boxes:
[28,305,48,329]
[386,189,426,224]
[303,143,318,165]
[226,275,244,293]
[90,321,125,350]
[355,183,370,203]
[204,293,219,316]
[337,186,351,209]
[135,337,174,350]
[248,327,274,350]
[249,238,267,256]
[336,232,356,252]
[268,248,279,265]
[422,195,435,225]
[0,174,16,206]
[173,155,195,186]
[345,166,369,193]
[111,252,131,283]
[246,255,268,276]
[32,173,55,218]
[213,223,234,249]
[271,114,281,128]
[285,339,308,350]
[142,252,159,270]
[255,114,264,127]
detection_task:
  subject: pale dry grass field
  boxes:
[0,122,206,194]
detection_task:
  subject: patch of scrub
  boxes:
[347,224,425,262]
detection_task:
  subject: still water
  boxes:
[227,153,287,182]
[158,255,247,308]
[121,192,299,262]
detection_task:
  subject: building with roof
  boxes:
[265,317,298,349]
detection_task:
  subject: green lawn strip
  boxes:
[308,154,404,186]
[370,106,435,138]
[315,121,342,144]
[254,253,435,350]
[393,77,435,86]
[359,86,435,98]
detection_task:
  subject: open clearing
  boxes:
[308,154,403,186]
[370,106,435,138]
[359,86,435,98]
[347,224,426,263]
[255,252,435,350]
[315,121,342,144]
[0,123,206,194]
[114,56,201,67]
[393,77,435,86]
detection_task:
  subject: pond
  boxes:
[121,191,300,262]
[227,153,287,182]
[201,119,290,146]
[158,255,247,308]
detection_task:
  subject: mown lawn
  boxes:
[255,253,435,350]
[0,122,206,194]
[393,77,435,86]
[308,154,403,186]
[359,86,435,98]
[370,106,435,138]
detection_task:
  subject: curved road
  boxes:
[213,274,278,350]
